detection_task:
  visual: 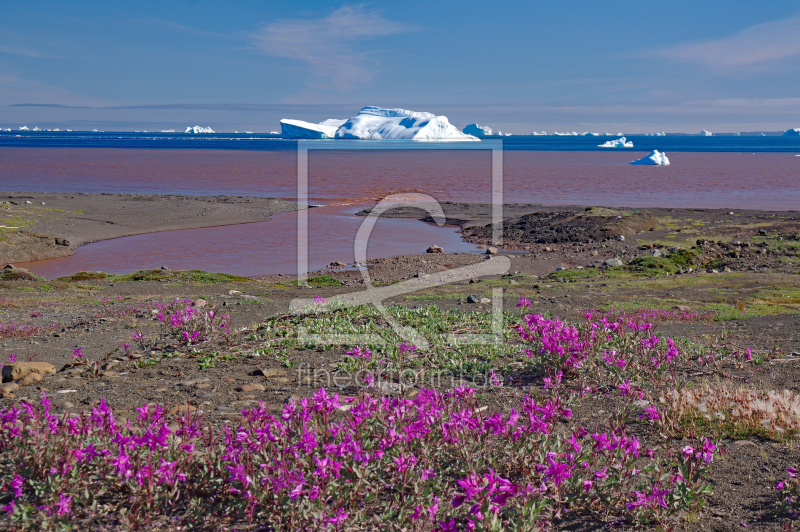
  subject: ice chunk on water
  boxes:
[598,137,633,148]
[630,150,670,165]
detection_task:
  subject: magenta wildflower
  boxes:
[55,493,72,516]
[71,347,84,359]
[517,297,532,308]
[7,353,16,363]
[618,379,631,397]
[328,507,348,528]
[639,405,660,421]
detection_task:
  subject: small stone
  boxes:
[237,383,265,393]
[603,257,624,267]
[480,297,491,304]
[651,249,662,257]
[616,235,625,241]
[485,247,497,255]
[62,401,75,409]
[544,247,553,252]
[555,267,565,271]
[329,261,346,268]
[228,290,242,295]
[255,368,287,378]
[192,299,207,308]
[426,245,444,254]
[466,294,480,303]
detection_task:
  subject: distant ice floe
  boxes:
[19,126,29,131]
[700,130,713,136]
[598,137,633,148]
[185,126,215,134]
[2,128,10,132]
[657,131,665,136]
[784,128,800,136]
[531,131,547,135]
[463,124,493,136]
[630,150,669,165]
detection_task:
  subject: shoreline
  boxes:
[0,192,305,263]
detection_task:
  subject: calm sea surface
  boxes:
[2,134,798,277]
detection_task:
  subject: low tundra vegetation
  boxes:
[2,301,797,529]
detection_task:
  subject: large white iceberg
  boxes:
[598,137,633,148]
[630,150,670,166]
[335,106,477,141]
[280,119,340,139]
[783,128,800,136]
[185,126,215,134]
[700,130,712,136]
[463,124,492,136]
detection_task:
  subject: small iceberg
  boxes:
[598,137,633,148]
[463,124,492,136]
[531,131,547,135]
[656,131,665,136]
[630,150,670,165]
[783,128,800,136]
[19,126,29,131]
[185,126,215,134]
[700,129,712,136]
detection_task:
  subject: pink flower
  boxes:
[682,445,694,458]
[6,354,16,363]
[517,297,532,308]
[71,347,84,359]
[618,379,631,397]
[313,295,326,304]
[55,493,72,516]
[327,507,348,528]
[639,405,660,421]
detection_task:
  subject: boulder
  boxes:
[16,372,43,387]
[3,362,56,383]
[0,382,19,397]
[426,245,444,254]
[604,257,624,267]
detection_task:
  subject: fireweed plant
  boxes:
[0,386,715,530]
[0,302,729,530]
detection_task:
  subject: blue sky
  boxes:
[2,0,800,132]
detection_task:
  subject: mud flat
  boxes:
[0,192,304,263]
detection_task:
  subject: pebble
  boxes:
[485,247,497,255]
[466,294,480,304]
[604,257,624,267]
[237,383,265,393]
[480,297,491,304]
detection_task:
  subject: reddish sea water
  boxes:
[4,147,799,277]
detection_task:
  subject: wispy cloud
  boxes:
[250,5,415,90]
[0,45,57,59]
[656,14,800,71]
